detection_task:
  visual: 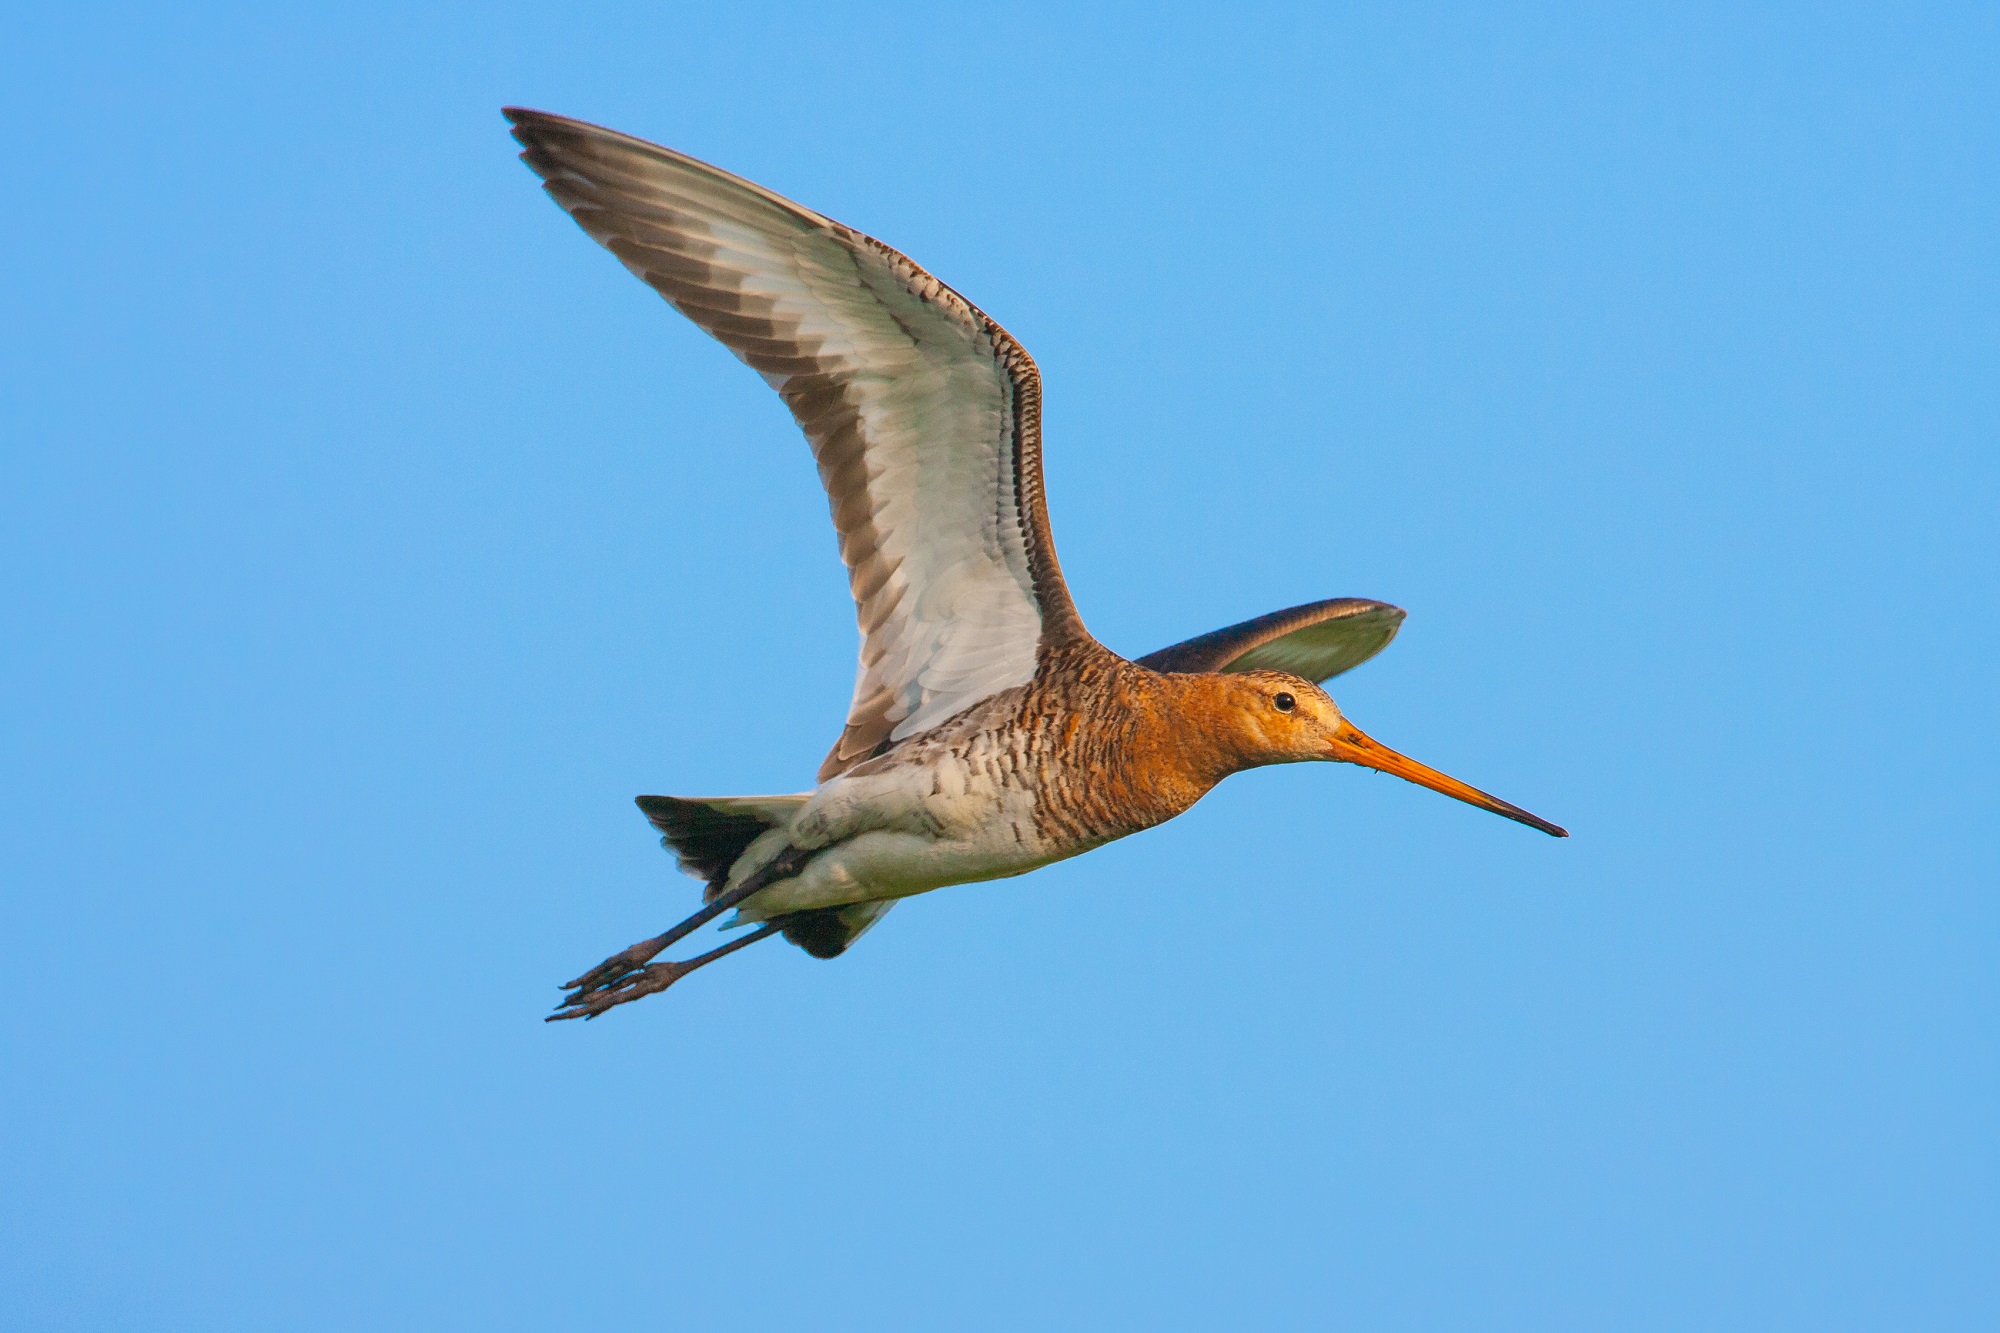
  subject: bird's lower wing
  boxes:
[1134,598,1406,682]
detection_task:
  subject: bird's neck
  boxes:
[1025,647,1249,850]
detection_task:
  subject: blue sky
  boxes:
[4,3,1995,1328]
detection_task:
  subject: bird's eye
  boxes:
[1273,692,1296,713]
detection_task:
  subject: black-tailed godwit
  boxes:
[504,109,1566,1021]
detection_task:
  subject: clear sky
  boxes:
[4,3,1995,1329]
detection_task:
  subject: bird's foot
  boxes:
[557,934,673,999]
[549,957,691,1022]
[546,919,787,1023]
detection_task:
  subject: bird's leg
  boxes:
[547,920,785,1021]
[550,846,812,1017]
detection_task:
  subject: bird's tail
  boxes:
[633,793,893,959]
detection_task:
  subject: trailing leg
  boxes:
[550,845,812,1016]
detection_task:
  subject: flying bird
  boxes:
[504,108,1566,1021]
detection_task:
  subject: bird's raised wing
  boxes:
[1135,598,1405,682]
[506,110,1088,781]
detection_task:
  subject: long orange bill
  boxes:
[1326,717,1568,838]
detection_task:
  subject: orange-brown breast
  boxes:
[1007,643,1245,853]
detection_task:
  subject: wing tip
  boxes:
[500,105,550,139]
[502,105,562,163]
[1347,597,1407,622]
[502,105,566,129]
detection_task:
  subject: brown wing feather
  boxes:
[506,109,1089,783]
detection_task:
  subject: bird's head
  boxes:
[1205,670,1567,837]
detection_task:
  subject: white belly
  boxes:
[727,742,1060,920]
